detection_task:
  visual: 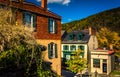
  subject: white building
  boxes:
[90,48,114,75]
[61,27,98,63]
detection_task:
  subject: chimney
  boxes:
[110,44,113,50]
[89,27,92,35]
[41,0,47,10]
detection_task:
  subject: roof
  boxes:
[62,30,90,44]
[91,48,114,55]
[0,0,61,19]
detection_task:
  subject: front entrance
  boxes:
[103,63,107,73]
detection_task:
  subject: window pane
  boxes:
[78,46,84,50]
[63,45,69,50]
[48,42,57,59]
[70,45,76,51]
[48,18,56,33]
[93,59,100,68]
[23,12,36,31]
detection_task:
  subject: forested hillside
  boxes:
[62,7,120,34]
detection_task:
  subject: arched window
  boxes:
[48,42,57,59]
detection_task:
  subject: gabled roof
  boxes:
[0,0,61,19]
[62,30,90,44]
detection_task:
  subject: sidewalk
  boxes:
[62,69,75,77]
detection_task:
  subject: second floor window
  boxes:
[48,18,57,34]
[63,45,69,50]
[23,12,36,31]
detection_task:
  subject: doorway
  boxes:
[103,63,107,73]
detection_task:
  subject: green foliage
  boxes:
[65,49,87,74]
[96,27,120,50]
[62,7,120,33]
[111,70,120,75]
[0,8,59,77]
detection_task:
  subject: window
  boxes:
[78,46,84,50]
[77,34,83,40]
[68,33,74,40]
[48,42,57,59]
[93,59,100,68]
[70,45,76,51]
[103,59,107,63]
[63,45,69,50]
[80,52,84,58]
[23,12,36,31]
[48,18,57,34]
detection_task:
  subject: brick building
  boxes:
[0,0,61,75]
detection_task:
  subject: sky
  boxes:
[26,0,120,23]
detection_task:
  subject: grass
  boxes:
[111,70,120,75]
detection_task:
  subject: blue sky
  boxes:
[26,0,120,23]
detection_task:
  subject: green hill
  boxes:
[62,7,120,34]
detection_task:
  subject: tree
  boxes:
[96,27,120,50]
[65,49,87,77]
[0,8,60,77]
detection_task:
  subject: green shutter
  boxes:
[48,18,50,33]
[33,14,36,31]
[55,44,58,58]
[48,44,51,59]
[22,12,26,25]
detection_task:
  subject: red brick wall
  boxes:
[0,0,61,40]
[16,10,61,40]
[35,15,61,40]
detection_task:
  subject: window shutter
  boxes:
[55,44,58,58]
[22,12,26,25]
[33,14,36,31]
[48,18,50,33]
[48,44,51,59]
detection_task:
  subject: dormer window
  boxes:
[78,33,83,40]
[48,18,57,34]
[68,34,74,40]
[22,12,36,31]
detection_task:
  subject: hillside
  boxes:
[62,7,120,34]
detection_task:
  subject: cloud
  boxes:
[36,0,71,5]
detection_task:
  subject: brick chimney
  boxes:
[89,27,92,35]
[41,0,47,10]
[88,27,96,35]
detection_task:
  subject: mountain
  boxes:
[62,7,120,34]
